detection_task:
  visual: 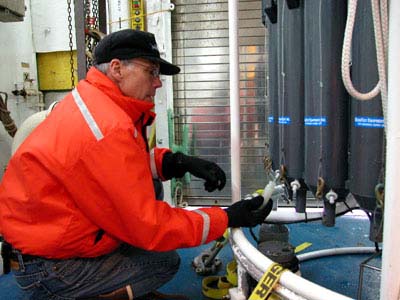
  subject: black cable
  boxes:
[374,242,380,252]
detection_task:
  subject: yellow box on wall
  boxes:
[37,51,78,91]
[131,0,145,31]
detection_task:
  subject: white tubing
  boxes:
[380,1,400,299]
[231,228,353,300]
[267,209,324,223]
[229,0,241,204]
[228,0,244,297]
[298,247,377,262]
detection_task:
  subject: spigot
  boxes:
[290,179,300,194]
[290,179,301,205]
[325,189,338,205]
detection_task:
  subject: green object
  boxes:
[167,109,191,201]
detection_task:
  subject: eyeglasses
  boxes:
[130,61,160,78]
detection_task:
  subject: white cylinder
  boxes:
[381,1,400,299]
[229,0,241,203]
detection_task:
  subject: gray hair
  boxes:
[93,62,110,74]
[93,59,133,74]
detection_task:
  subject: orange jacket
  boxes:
[0,68,228,259]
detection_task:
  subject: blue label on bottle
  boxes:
[354,116,384,128]
[278,116,291,125]
[304,116,327,126]
[268,116,274,123]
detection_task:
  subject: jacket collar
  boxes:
[85,67,156,124]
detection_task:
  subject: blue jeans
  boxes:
[12,244,180,299]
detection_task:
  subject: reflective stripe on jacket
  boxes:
[0,67,228,259]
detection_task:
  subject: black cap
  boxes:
[93,29,180,75]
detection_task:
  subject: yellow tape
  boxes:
[295,242,312,253]
[226,260,238,286]
[202,276,233,299]
[201,259,237,300]
[249,263,286,300]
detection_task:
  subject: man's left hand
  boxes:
[162,152,226,192]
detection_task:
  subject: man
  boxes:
[0,29,272,299]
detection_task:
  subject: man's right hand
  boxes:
[225,195,273,228]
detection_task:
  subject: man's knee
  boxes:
[167,251,180,276]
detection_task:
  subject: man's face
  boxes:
[116,58,162,102]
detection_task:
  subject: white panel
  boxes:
[31,0,76,52]
[0,0,38,92]
[108,0,131,32]
[0,0,42,178]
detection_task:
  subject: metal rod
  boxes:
[74,0,87,81]
[229,0,241,205]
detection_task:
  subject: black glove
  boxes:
[162,152,226,192]
[225,195,273,228]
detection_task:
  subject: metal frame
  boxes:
[357,250,382,300]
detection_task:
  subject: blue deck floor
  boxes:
[0,211,380,300]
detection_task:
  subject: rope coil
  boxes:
[0,92,17,137]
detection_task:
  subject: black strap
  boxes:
[1,240,12,274]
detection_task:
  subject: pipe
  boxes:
[228,0,244,298]
[230,238,307,300]
[381,1,400,299]
[25,89,45,111]
[230,228,353,300]
[229,0,241,205]
[298,247,377,262]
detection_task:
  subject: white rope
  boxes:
[341,0,380,101]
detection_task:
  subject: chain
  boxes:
[92,0,99,30]
[84,0,92,70]
[67,0,75,88]
[84,0,100,70]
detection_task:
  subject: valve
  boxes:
[290,179,300,197]
[325,189,338,205]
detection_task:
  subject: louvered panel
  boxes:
[171,0,267,206]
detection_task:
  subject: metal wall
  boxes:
[171,0,267,205]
